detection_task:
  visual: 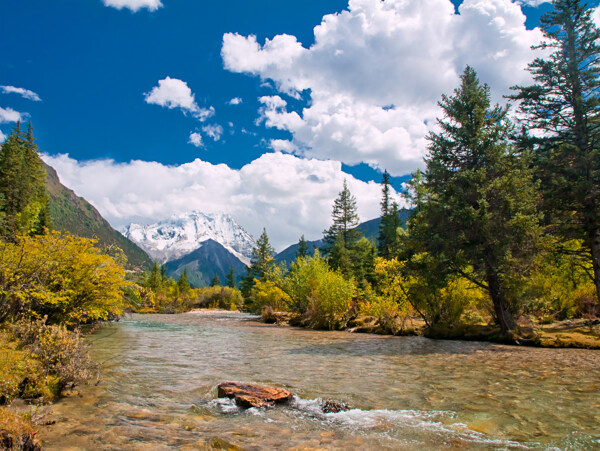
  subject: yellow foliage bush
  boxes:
[250,280,290,313]
[192,286,244,311]
[0,406,40,450]
[0,231,130,325]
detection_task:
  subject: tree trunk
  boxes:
[590,227,600,308]
[485,260,516,334]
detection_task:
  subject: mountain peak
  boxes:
[122,211,256,265]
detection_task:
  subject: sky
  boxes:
[1,0,599,250]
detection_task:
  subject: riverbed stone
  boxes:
[217,383,293,408]
[322,400,351,413]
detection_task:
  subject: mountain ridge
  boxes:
[44,163,152,270]
[122,211,256,266]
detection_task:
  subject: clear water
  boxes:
[40,312,600,450]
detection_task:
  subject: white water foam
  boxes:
[290,396,532,449]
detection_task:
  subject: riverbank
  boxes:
[260,310,600,349]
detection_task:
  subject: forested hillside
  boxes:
[44,163,151,270]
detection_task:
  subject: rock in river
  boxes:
[217,382,293,409]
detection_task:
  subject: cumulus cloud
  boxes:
[202,124,224,141]
[222,0,544,175]
[228,97,243,105]
[0,86,41,101]
[102,0,162,12]
[144,76,214,121]
[0,107,23,124]
[0,130,6,143]
[188,132,203,147]
[42,152,401,250]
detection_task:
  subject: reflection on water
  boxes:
[40,312,600,450]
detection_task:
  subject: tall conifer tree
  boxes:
[510,0,600,304]
[322,180,361,253]
[377,170,402,258]
[411,66,541,333]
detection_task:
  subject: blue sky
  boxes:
[1,0,598,249]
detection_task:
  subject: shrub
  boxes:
[0,331,47,405]
[11,318,97,395]
[191,286,244,311]
[282,252,355,329]
[249,280,290,313]
[0,232,130,325]
[0,407,40,451]
[521,240,598,319]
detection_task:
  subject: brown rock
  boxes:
[217,382,293,408]
[322,400,351,413]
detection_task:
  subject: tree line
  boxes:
[239,0,600,336]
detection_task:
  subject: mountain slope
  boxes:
[44,163,152,270]
[123,211,256,265]
[164,239,247,287]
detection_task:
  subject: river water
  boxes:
[40,312,599,450]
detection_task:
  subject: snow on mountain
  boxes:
[121,211,256,265]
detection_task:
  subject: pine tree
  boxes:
[210,273,221,287]
[377,170,402,258]
[0,122,50,238]
[296,235,309,259]
[148,261,163,293]
[241,228,276,300]
[0,123,24,237]
[178,269,191,293]
[322,180,361,253]
[510,0,600,305]
[412,66,541,333]
[226,266,236,288]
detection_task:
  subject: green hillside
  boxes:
[44,163,152,270]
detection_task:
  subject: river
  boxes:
[39,312,600,450]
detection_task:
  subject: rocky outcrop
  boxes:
[217,383,293,408]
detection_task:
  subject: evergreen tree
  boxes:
[210,273,221,287]
[0,121,50,238]
[226,266,236,288]
[411,66,541,333]
[178,269,191,294]
[322,180,361,253]
[241,228,276,300]
[148,261,163,293]
[328,234,353,277]
[377,170,402,258]
[296,235,309,259]
[510,0,600,304]
[352,237,377,286]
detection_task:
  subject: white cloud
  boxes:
[0,130,7,143]
[144,76,214,121]
[593,6,600,27]
[0,107,23,124]
[222,0,544,175]
[102,0,162,12]
[0,86,41,101]
[42,152,401,250]
[228,97,243,105]
[202,124,224,141]
[516,0,550,6]
[188,132,203,147]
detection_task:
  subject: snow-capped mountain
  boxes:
[121,211,256,265]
